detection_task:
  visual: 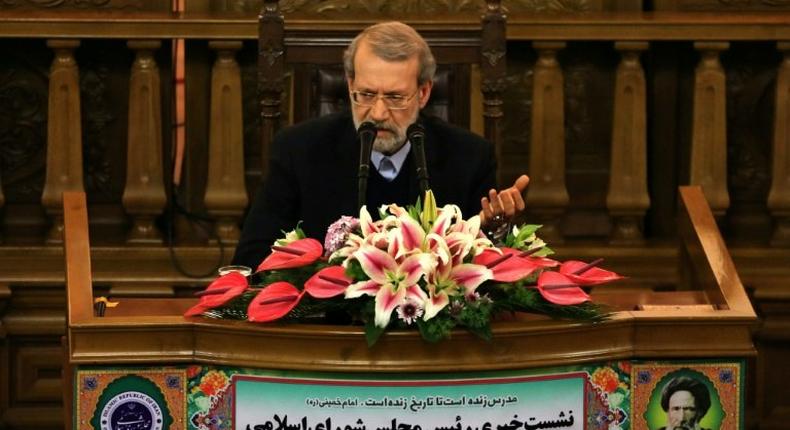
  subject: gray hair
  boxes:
[343,21,436,85]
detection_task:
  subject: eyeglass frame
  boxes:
[349,89,420,110]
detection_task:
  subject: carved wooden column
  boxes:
[690,42,730,216]
[481,0,507,186]
[258,0,285,178]
[41,40,84,244]
[607,42,650,244]
[205,41,248,243]
[526,42,568,242]
[768,42,790,246]
[123,40,166,244]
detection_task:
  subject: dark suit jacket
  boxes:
[232,111,497,269]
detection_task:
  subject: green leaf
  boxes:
[364,321,386,347]
[417,316,454,343]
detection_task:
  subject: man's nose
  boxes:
[369,98,390,121]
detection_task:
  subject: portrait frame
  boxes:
[630,361,742,430]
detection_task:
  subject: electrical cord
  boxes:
[165,183,226,279]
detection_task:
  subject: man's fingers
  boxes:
[513,174,530,192]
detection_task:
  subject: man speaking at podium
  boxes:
[233,21,529,269]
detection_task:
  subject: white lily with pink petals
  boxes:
[345,245,435,327]
[423,238,493,320]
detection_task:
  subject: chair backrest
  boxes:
[257,0,507,180]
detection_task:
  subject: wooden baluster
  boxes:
[526,41,568,242]
[258,0,285,178]
[481,0,507,186]
[123,40,166,244]
[768,42,790,246]
[41,40,84,245]
[607,42,650,244]
[205,41,248,243]
[690,41,730,216]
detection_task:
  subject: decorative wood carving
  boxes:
[481,0,507,186]
[122,40,166,244]
[0,50,47,202]
[506,0,595,12]
[278,0,484,15]
[607,41,650,244]
[690,41,730,216]
[41,39,84,245]
[205,41,248,243]
[80,51,118,199]
[768,42,790,246]
[258,0,285,178]
[526,41,568,242]
[0,0,160,11]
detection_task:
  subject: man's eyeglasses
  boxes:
[349,90,418,110]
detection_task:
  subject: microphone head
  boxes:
[406,122,426,141]
[357,121,377,139]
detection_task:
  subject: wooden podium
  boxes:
[62,186,756,430]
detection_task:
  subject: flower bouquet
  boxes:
[185,191,622,345]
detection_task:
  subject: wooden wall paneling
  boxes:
[690,41,730,216]
[205,40,248,243]
[1,284,66,430]
[767,42,790,247]
[258,0,285,179]
[753,294,790,430]
[123,40,167,244]
[481,0,507,187]
[41,39,84,246]
[607,41,650,244]
[526,41,569,243]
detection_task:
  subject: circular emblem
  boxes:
[100,391,164,430]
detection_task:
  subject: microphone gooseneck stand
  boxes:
[357,121,377,211]
[406,122,430,194]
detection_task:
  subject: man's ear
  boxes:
[418,80,433,108]
[347,77,354,92]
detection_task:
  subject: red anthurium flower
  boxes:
[256,238,323,272]
[304,265,351,298]
[184,272,248,317]
[472,248,541,282]
[558,259,623,285]
[535,271,590,305]
[247,282,304,322]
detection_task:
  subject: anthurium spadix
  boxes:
[185,271,249,317]
[257,238,323,272]
[247,281,304,322]
[345,245,434,328]
[535,271,590,305]
[559,259,623,285]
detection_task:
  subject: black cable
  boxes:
[165,182,225,279]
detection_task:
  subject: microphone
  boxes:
[357,121,377,210]
[407,122,430,194]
